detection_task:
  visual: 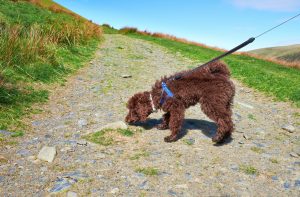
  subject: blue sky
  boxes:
[54,0,300,51]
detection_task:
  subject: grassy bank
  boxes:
[120,29,300,107]
[0,0,102,133]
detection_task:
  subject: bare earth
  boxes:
[1,34,300,196]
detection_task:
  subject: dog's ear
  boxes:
[127,92,143,109]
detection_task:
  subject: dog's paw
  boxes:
[156,124,169,130]
[212,133,231,143]
[164,135,177,143]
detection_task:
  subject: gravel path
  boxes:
[1,34,300,196]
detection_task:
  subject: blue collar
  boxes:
[159,82,174,105]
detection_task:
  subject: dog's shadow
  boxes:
[132,118,232,145]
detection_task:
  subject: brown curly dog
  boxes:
[125,61,235,143]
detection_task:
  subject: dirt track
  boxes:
[1,34,299,196]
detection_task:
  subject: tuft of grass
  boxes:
[248,114,256,120]
[83,128,135,146]
[269,158,279,164]
[11,131,24,137]
[182,138,194,145]
[125,31,300,107]
[250,147,265,154]
[130,150,150,160]
[239,164,259,175]
[117,128,134,137]
[135,167,159,176]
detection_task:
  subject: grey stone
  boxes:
[243,134,250,140]
[121,74,132,78]
[62,171,89,180]
[78,119,88,128]
[99,121,128,131]
[37,146,56,163]
[283,182,291,189]
[16,149,31,157]
[138,180,149,190]
[49,178,72,193]
[96,153,106,159]
[236,101,254,109]
[0,130,12,136]
[175,184,188,189]
[168,189,178,196]
[110,188,119,194]
[290,152,299,158]
[281,124,295,133]
[295,180,300,187]
[76,140,88,146]
[234,113,242,123]
[0,176,4,183]
[67,191,78,197]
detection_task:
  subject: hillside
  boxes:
[248,44,300,64]
[116,27,300,107]
[0,0,102,132]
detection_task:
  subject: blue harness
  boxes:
[159,82,174,106]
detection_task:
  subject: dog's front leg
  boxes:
[156,112,170,130]
[161,99,185,142]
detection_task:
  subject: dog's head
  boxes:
[125,91,153,123]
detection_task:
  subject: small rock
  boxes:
[27,156,36,161]
[0,176,4,183]
[236,101,254,109]
[121,74,132,78]
[138,180,149,190]
[283,181,291,189]
[281,124,295,133]
[49,178,72,193]
[175,184,188,189]
[295,180,300,187]
[110,188,119,194]
[16,149,31,157]
[37,146,56,163]
[168,189,178,196]
[0,156,8,164]
[238,141,244,144]
[290,152,299,158]
[243,134,250,140]
[100,121,128,130]
[0,130,12,136]
[96,153,106,159]
[76,140,88,146]
[78,119,88,128]
[62,171,89,180]
[234,113,242,123]
[67,191,78,197]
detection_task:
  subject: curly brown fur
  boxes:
[125,61,235,143]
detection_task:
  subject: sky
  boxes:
[54,0,300,51]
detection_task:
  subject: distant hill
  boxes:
[248,44,300,63]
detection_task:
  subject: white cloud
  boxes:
[230,0,300,11]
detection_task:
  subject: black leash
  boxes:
[172,13,300,81]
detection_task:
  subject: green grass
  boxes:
[269,158,279,164]
[248,114,256,120]
[0,0,102,132]
[250,147,265,154]
[130,150,150,160]
[135,167,159,176]
[239,164,259,175]
[125,33,300,107]
[83,128,135,146]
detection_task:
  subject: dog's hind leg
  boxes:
[201,100,233,143]
[161,99,185,142]
[157,112,170,130]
